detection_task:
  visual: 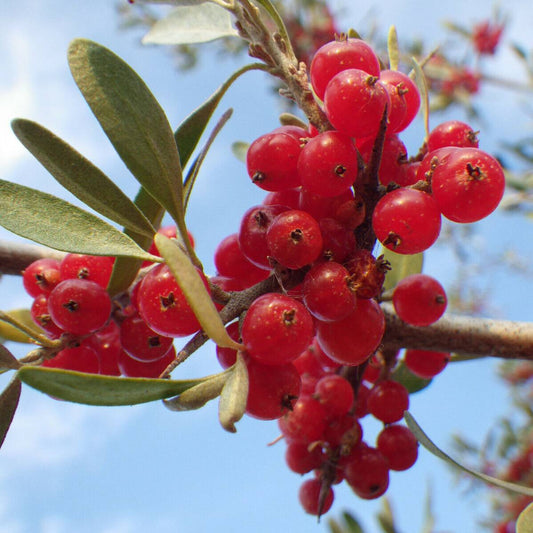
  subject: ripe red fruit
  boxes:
[31,294,64,339]
[316,298,385,366]
[238,204,290,269]
[297,131,359,198]
[22,258,61,297]
[47,278,112,335]
[43,344,100,374]
[404,349,450,378]
[137,263,208,337]
[367,380,409,424]
[343,444,390,499]
[427,120,479,152]
[279,395,327,444]
[285,441,324,474]
[372,188,442,254]
[302,262,356,322]
[298,478,334,516]
[314,374,355,419]
[378,69,421,132]
[377,424,418,471]
[430,147,505,223]
[393,273,447,326]
[310,38,381,100]
[245,359,301,420]
[324,69,390,139]
[246,132,302,192]
[119,314,174,362]
[118,345,176,378]
[59,253,114,289]
[241,293,314,365]
[266,210,323,269]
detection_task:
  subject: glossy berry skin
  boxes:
[137,263,208,337]
[279,395,327,444]
[245,359,301,420]
[377,424,418,471]
[314,374,355,419]
[298,478,334,516]
[285,441,324,474]
[431,147,505,223]
[372,188,442,254]
[393,273,447,326]
[404,349,450,378]
[214,233,269,287]
[59,253,114,289]
[324,69,390,139]
[302,262,356,322]
[238,204,290,269]
[343,444,390,500]
[215,322,241,369]
[22,258,61,297]
[119,314,174,362]
[367,380,409,424]
[310,38,381,100]
[47,279,112,335]
[427,120,479,152]
[118,345,176,378]
[246,132,302,192]
[316,298,385,366]
[378,69,421,132]
[241,293,314,365]
[31,294,64,339]
[43,345,100,374]
[297,131,359,198]
[266,210,323,269]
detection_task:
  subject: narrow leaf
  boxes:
[517,502,533,533]
[0,378,21,449]
[0,309,43,345]
[163,371,228,411]
[377,497,398,533]
[0,179,158,260]
[411,58,430,140]
[279,112,308,129]
[175,63,265,169]
[0,345,21,371]
[11,119,155,238]
[68,39,186,242]
[387,26,400,71]
[391,362,431,394]
[183,108,233,210]
[218,353,248,433]
[341,512,364,533]
[155,234,243,350]
[405,411,533,496]
[326,519,344,533]
[231,141,249,163]
[381,248,424,291]
[142,3,239,45]
[17,366,218,406]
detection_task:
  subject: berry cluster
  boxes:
[21,34,506,519]
[22,226,203,378]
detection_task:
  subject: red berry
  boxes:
[279,395,327,444]
[427,120,479,152]
[393,273,447,326]
[47,279,112,335]
[298,478,334,516]
[316,298,385,366]
[431,147,505,223]
[246,132,302,192]
[343,444,389,499]
[43,344,100,374]
[120,314,174,362]
[285,441,324,474]
[241,293,314,365]
[31,294,64,339]
[22,258,61,297]
[245,359,301,420]
[266,210,323,269]
[298,131,359,197]
[404,349,450,378]
[118,345,176,378]
[59,253,114,289]
[324,69,390,139]
[303,262,356,322]
[372,188,442,254]
[367,380,409,424]
[310,38,380,100]
[377,424,418,471]
[137,263,208,337]
[314,374,354,419]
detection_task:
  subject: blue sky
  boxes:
[1,1,532,532]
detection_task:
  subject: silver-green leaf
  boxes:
[11,118,155,239]
[142,3,239,45]
[0,179,159,260]
[218,353,248,433]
